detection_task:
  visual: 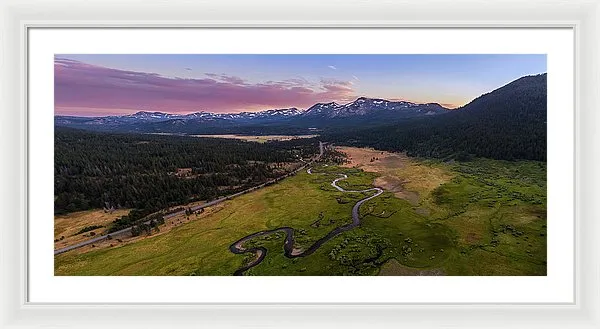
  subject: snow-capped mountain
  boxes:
[303,102,339,116]
[54,108,303,126]
[128,108,302,121]
[124,111,181,120]
[243,108,302,118]
[303,97,446,118]
[54,98,449,134]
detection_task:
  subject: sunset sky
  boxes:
[55,54,546,116]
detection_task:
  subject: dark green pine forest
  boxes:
[54,129,318,218]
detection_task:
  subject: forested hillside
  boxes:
[54,128,318,216]
[327,74,547,161]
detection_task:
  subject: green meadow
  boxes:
[55,157,546,276]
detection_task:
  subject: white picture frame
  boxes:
[1,0,599,328]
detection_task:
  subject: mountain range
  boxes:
[54,73,547,160]
[54,98,449,134]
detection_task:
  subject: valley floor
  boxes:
[189,134,319,143]
[54,147,547,276]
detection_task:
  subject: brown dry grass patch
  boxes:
[54,209,131,249]
[338,147,403,171]
[373,176,420,205]
[336,147,453,206]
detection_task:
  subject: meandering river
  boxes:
[229,167,383,275]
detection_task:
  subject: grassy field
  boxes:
[427,159,547,275]
[55,149,546,276]
[55,167,368,275]
[54,209,131,250]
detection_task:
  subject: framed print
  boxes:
[1,0,599,328]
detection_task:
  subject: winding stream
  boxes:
[229,167,383,275]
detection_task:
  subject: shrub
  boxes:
[74,225,103,235]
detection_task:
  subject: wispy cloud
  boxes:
[320,78,352,86]
[55,58,356,114]
[204,73,247,85]
[327,65,337,70]
[352,75,359,81]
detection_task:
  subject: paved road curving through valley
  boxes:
[229,167,383,275]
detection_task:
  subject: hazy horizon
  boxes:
[55,54,546,117]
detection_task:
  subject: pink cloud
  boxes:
[55,58,356,115]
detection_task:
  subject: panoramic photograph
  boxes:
[53,54,547,276]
